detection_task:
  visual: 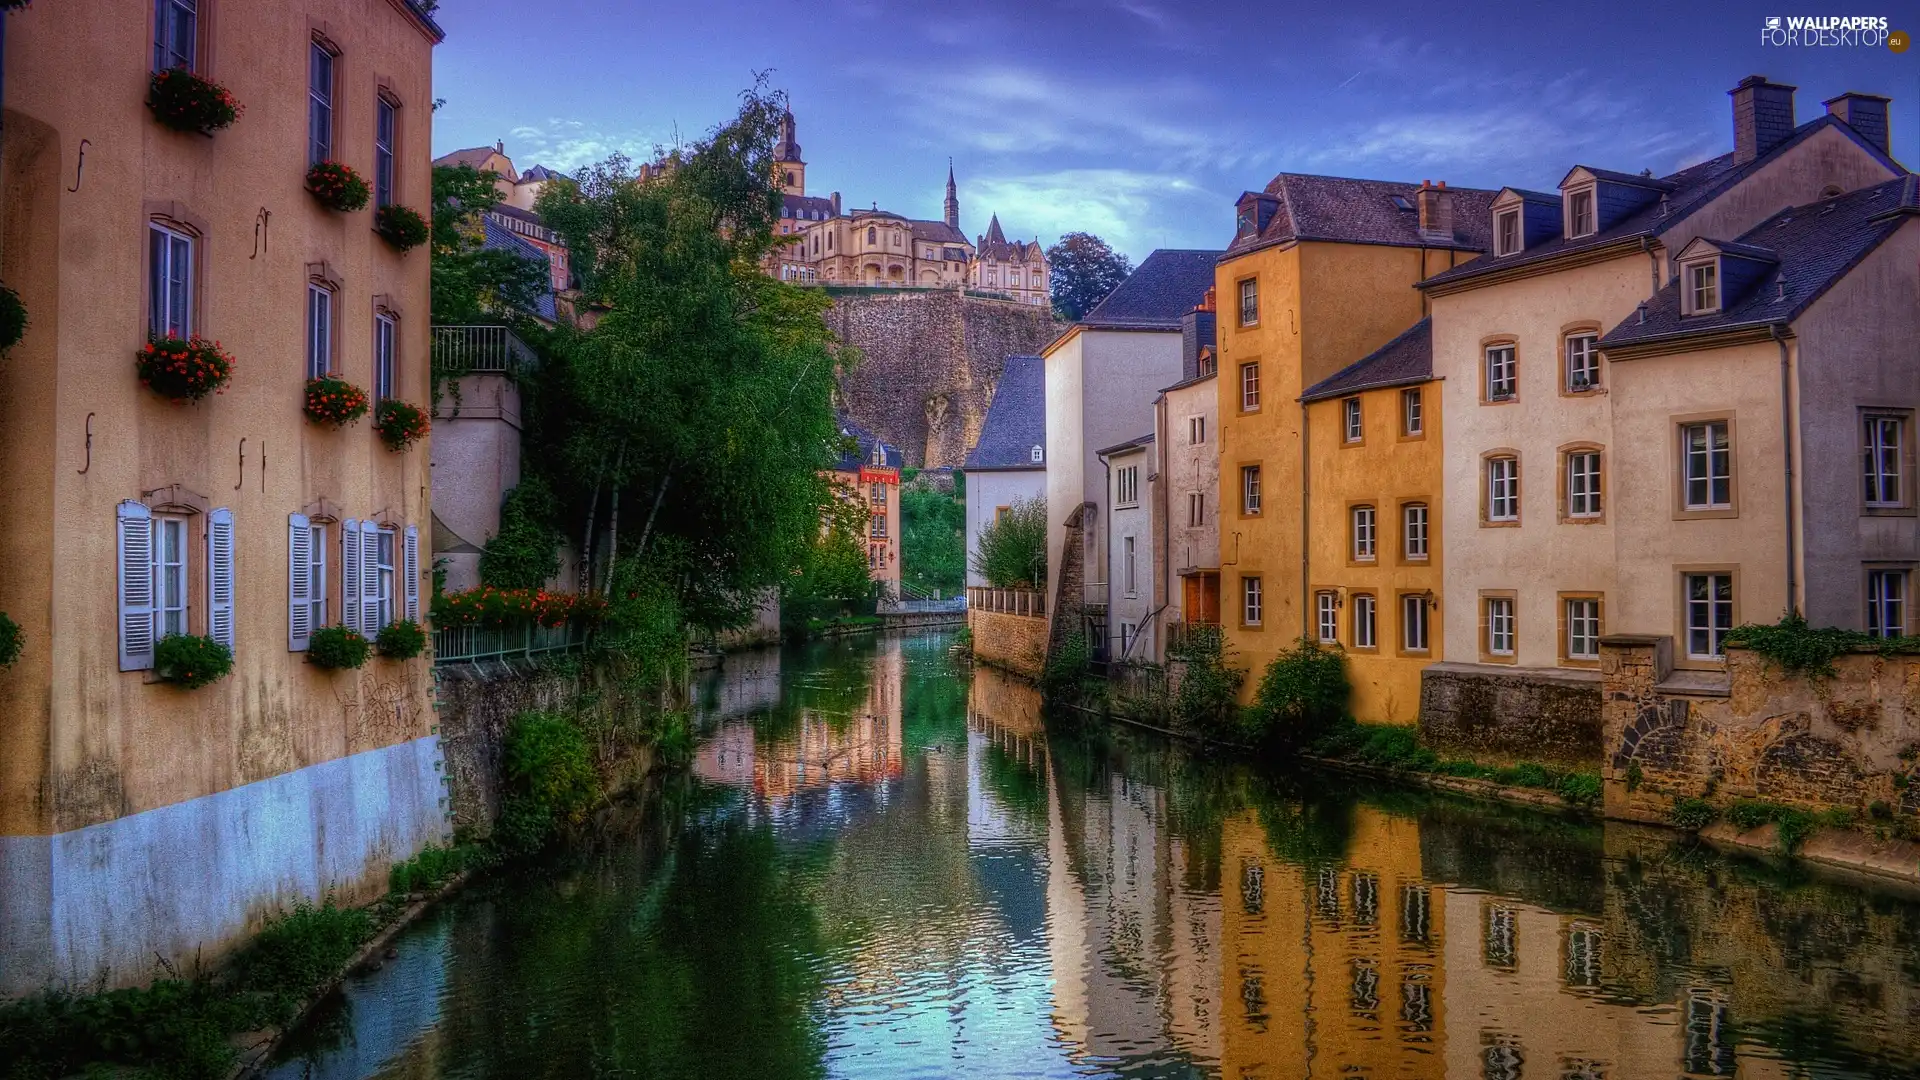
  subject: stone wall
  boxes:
[1418,662,1605,770]
[970,609,1049,680]
[827,290,1061,467]
[1600,635,1920,823]
[1048,502,1092,660]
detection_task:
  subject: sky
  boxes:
[430,1,1919,263]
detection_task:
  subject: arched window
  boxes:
[1031,445,1043,463]
[867,226,876,244]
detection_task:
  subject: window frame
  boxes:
[1400,387,1424,438]
[154,514,190,641]
[308,521,329,634]
[1484,453,1520,525]
[1563,331,1601,393]
[1494,208,1522,256]
[1239,361,1262,412]
[1679,570,1736,663]
[1398,592,1431,655]
[1115,464,1140,508]
[1560,445,1604,523]
[1350,592,1378,651]
[1342,397,1364,445]
[1483,342,1518,403]
[1349,503,1377,564]
[1683,259,1720,315]
[1867,568,1911,639]
[1315,591,1339,644]
[1676,417,1736,517]
[1564,185,1596,239]
[1481,592,1517,663]
[147,220,196,341]
[1862,411,1913,513]
[308,38,337,167]
[374,310,397,400]
[374,94,399,208]
[1400,501,1429,562]
[1237,277,1259,327]
[1240,464,1263,517]
[1188,490,1204,528]
[1241,575,1264,628]
[375,526,397,632]
[1189,415,1206,445]
[306,281,335,380]
[1122,535,1137,598]
[1559,593,1603,667]
[152,0,200,74]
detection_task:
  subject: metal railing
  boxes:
[967,586,1045,617]
[433,622,583,665]
[1166,620,1224,660]
[431,325,537,376]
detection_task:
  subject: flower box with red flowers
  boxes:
[137,336,235,401]
[303,376,370,427]
[147,68,243,135]
[374,399,430,451]
[374,204,429,252]
[305,161,371,213]
[431,587,609,631]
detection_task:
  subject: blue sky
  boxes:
[430,1,1918,262]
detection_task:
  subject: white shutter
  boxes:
[341,518,362,634]
[288,513,312,650]
[403,525,420,623]
[361,520,382,632]
[117,501,155,671]
[207,507,236,652]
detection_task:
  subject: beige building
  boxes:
[1422,79,1903,695]
[1154,294,1222,650]
[832,419,904,594]
[0,0,443,995]
[972,214,1049,305]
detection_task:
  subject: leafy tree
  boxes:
[900,486,964,596]
[969,495,1047,588]
[430,163,550,327]
[784,487,876,615]
[1046,232,1134,321]
[479,477,563,589]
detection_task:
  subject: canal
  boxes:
[269,630,1920,1079]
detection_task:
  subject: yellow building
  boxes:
[1215,177,1492,699]
[1298,319,1443,723]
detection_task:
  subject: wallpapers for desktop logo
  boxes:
[1760,15,1895,47]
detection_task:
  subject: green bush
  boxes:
[1726,612,1920,679]
[479,477,562,589]
[1248,637,1350,746]
[1669,797,1719,830]
[237,901,373,1018]
[0,610,21,667]
[497,711,599,854]
[154,633,233,689]
[970,495,1048,589]
[1168,624,1247,737]
[308,625,371,669]
[388,843,494,896]
[901,485,965,596]
[1556,771,1603,807]
[952,624,974,651]
[376,618,427,660]
[1040,628,1092,705]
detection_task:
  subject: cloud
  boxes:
[966,169,1224,259]
[502,117,673,172]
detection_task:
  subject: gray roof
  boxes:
[1227,174,1498,257]
[835,415,903,472]
[1301,318,1432,402]
[481,218,556,321]
[518,164,561,183]
[1081,249,1224,330]
[964,355,1046,470]
[1095,432,1155,457]
[910,219,968,246]
[1425,114,1905,289]
[1600,176,1917,349]
[782,193,836,219]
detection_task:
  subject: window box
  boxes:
[147,68,242,135]
[306,161,371,213]
[136,336,234,401]
[154,632,233,689]
[374,399,430,451]
[374,204,429,252]
[304,376,370,427]
[307,624,371,669]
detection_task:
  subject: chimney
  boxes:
[1824,92,1891,155]
[1730,76,1798,165]
[1416,179,1454,242]
[830,191,842,217]
[1181,299,1217,381]
[495,140,504,154]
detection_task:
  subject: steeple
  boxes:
[984,213,1007,247]
[773,109,806,196]
[773,109,803,164]
[944,158,959,231]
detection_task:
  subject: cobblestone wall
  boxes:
[827,290,1061,467]
[1417,662,1605,769]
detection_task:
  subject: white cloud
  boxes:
[966,169,1223,259]
[501,117,673,173]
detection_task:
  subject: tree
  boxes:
[1046,232,1134,321]
[429,163,550,326]
[900,486,965,596]
[969,496,1047,589]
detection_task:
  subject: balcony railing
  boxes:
[433,622,583,665]
[1166,621,1224,660]
[967,586,1046,617]
[431,325,537,377]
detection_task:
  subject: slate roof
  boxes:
[1300,318,1432,402]
[911,219,969,246]
[1081,249,1225,330]
[782,193,836,220]
[964,355,1046,470]
[1095,432,1155,457]
[518,164,561,183]
[1565,165,1677,191]
[979,214,1042,263]
[1599,176,1918,350]
[481,218,557,322]
[835,415,904,472]
[1424,114,1906,289]
[1225,174,1499,257]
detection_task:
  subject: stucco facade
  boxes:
[0,0,443,995]
[966,468,1045,588]
[1155,373,1220,643]
[1100,438,1155,661]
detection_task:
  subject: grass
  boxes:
[388,841,496,897]
[1305,719,1602,808]
[1721,799,1856,854]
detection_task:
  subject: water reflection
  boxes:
[270,631,1920,1080]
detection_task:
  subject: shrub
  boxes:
[0,282,25,352]
[952,623,974,651]
[388,843,493,896]
[1556,771,1603,807]
[1248,637,1350,746]
[432,585,605,629]
[374,203,430,251]
[1169,624,1246,736]
[497,711,599,854]
[373,398,430,451]
[307,625,370,669]
[137,336,235,401]
[303,376,371,426]
[1870,799,1894,821]
[236,901,373,1020]
[376,618,426,660]
[478,479,562,589]
[1669,797,1719,830]
[305,160,371,212]
[154,633,233,689]
[969,495,1047,588]
[1726,612,1920,679]
[146,67,242,134]
[0,611,20,668]
[1040,628,1092,705]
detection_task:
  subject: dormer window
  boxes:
[1495,209,1522,256]
[1030,445,1043,463]
[1236,204,1256,237]
[1684,260,1720,315]
[1565,187,1596,239]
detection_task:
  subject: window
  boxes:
[1316,592,1339,643]
[154,516,188,639]
[1240,362,1261,410]
[308,41,335,165]
[374,528,396,631]
[374,313,396,400]
[1566,188,1595,238]
[870,514,887,539]
[1687,261,1719,314]
[1484,345,1516,401]
[1188,491,1204,527]
[153,0,197,72]
[1402,503,1428,559]
[1123,536,1137,597]
[1487,456,1519,522]
[870,484,887,507]
[1684,573,1733,658]
[867,226,877,244]
[1352,593,1377,649]
[1566,597,1601,661]
[1868,570,1908,638]
[1402,594,1429,652]
[1402,388,1423,435]
[1351,505,1376,561]
[1485,597,1515,657]
[148,223,193,339]
[306,284,333,379]
[868,545,880,569]
[1343,398,1363,443]
[374,97,397,207]
[306,521,327,638]
[1864,415,1905,507]
[1030,445,1043,463]
[1189,416,1206,444]
[1495,209,1521,256]
[1567,450,1602,518]
[1238,278,1258,326]
[1241,465,1262,515]
[1565,333,1599,391]
[118,502,196,671]
[1681,422,1732,510]
[1116,465,1139,507]
[1242,576,1263,626]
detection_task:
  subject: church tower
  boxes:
[944,159,960,231]
[774,109,806,196]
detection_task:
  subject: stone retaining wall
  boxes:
[1418,661,1605,770]
[970,609,1048,680]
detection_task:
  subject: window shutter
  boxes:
[361,521,382,631]
[117,501,155,671]
[404,525,420,623]
[288,512,312,650]
[207,507,236,652]
[341,518,362,634]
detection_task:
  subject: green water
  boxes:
[268,631,1920,1079]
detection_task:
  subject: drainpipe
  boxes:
[1642,236,1660,293]
[1099,450,1112,656]
[1300,400,1312,639]
[1773,323,1799,615]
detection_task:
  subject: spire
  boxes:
[943,158,960,231]
[774,109,803,164]
[984,213,1007,247]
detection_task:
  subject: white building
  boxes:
[964,355,1048,588]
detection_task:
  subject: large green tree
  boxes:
[429,163,550,327]
[1046,232,1134,321]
